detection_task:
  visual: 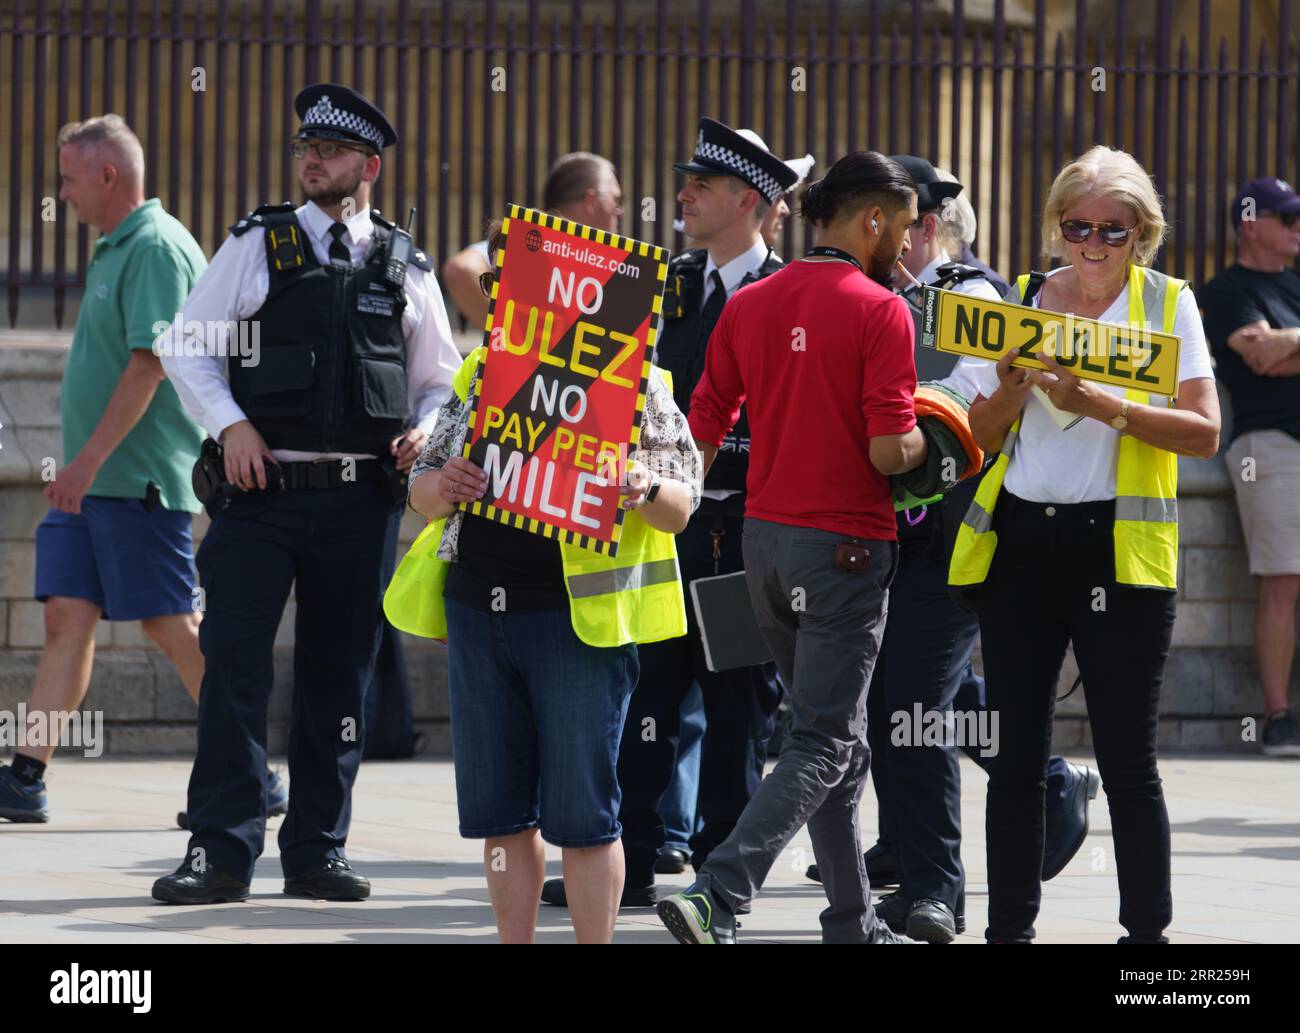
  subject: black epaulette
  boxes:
[932,262,988,291]
[228,202,297,237]
[663,248,707,320]
[370,209,433,271]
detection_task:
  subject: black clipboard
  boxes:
[688,571,774,673]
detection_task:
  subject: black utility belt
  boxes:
[277,458,385,491]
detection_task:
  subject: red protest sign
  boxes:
[461,205,669,556]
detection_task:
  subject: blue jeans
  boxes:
[658,683,705,853]
[445,598,639,847]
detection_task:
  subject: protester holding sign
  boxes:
[656,151,926,944]
[954,146,1220,943]
[395,211,702,944]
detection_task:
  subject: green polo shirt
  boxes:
[62,198,207,512]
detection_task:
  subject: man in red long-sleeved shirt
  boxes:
[656,151,927,946]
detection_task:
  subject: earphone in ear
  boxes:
[871,218,878,232]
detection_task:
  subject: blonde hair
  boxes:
[57,114,144,188]
[1041,146,1166,266]
[933,167,977,253]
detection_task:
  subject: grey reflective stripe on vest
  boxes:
[1001,426,1019,457]
[1115,495,1178,523]
[963,498,994,534]
[566,558,680,599]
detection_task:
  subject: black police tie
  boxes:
[327,222,351,265]
[701,269,726,325]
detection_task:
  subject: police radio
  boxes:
[384,208,417,287]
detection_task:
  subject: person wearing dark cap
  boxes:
[1200,177,1300,757]
[151,83,461,904]
[538,117,796,913]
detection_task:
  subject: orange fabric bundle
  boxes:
[913,384,984,482]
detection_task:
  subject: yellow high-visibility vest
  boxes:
[949,264,1184,591]
[383,348,688,647]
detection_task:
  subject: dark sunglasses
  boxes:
[1060,219,1135,247]
[478,270,495,298]
[1260,210,1300,228]
[290,138,371,161]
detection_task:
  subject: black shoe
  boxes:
[873,890,909,933]
[284,858,370,901]
[540,877,658,909]
[178,768,287,830]
[655,847,690,875]
[657,883,738,944]
[875,891,965,937]
[152,861,250,905]
[906,898,959,944]
[806,841,899,887]
[1043,763,1100,881]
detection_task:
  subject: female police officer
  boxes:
[954,146,1220,943]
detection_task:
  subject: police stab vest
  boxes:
[949,264,1184,591]
[227,204,425,455]
[656,246,782,495]
[382,348,688,648]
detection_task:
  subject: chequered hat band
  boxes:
[696,141,783,203]
[302,94,384,151]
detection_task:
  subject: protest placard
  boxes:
[461,204,670,556]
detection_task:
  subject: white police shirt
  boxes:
[700,235,778,501]
[968,265,1215,504]
[158,200,461,462]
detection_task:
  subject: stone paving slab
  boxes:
[0,754,1296,944]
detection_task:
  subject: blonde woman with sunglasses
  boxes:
[952,146,1220,943]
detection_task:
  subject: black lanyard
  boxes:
[804,246,864,274]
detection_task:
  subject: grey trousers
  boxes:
[696,517,897,943]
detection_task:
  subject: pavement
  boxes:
[1,753,1297,944]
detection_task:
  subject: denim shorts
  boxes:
[444,597,639,847]
[34,497,197,621]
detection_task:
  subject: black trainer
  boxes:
[1262,709,1300,757]
[540,877,658,909]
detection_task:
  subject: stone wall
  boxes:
[1,334,1295,755]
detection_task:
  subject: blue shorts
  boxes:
[444,597,638,848]
[34,497,197,621]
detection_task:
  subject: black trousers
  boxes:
[363,503,417,760]
[617,511,784,887]
[976,492,1175,942]
[185,473,399,883]
[867,500,981,912]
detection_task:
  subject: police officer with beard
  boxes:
[153,84,460,904]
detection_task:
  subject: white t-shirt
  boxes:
[969,268,1215,503]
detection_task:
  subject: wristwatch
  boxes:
[1109,398,1130,431]
[644,471,662,504]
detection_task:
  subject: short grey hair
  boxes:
[933,167,978,252]
[58,114,144,187]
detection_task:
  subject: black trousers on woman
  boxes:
[975,492,1175,943]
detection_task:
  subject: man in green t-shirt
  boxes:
[0,115,282,823]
